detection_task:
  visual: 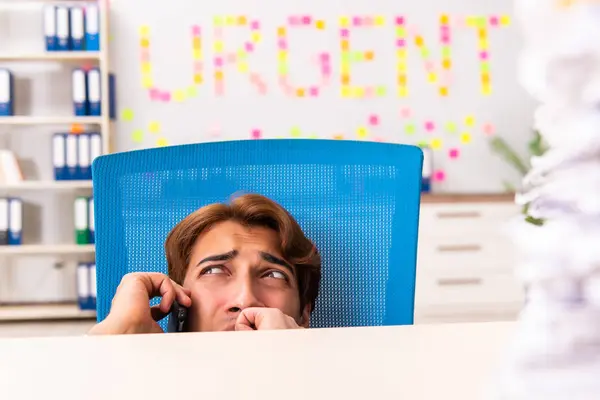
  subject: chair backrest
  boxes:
[92,139,423,329]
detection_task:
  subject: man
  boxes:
[88,193,322,334]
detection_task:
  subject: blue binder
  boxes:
[52,133,67,180]
[55,6,71,51]
[7,198,22,246]
[65,133,78,180]
[109,74,117,120]
[87,68,101,116]
[77,133,91,179]
[421,146,432,193]
[89,262,97,309]
[0,69,13,117]
[69,7,85,51]
[43,5,57,51]
[88,196,94,244]
[72,69,88,116]
[77,262,92,310]
[85,4,100,51]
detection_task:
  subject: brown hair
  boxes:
[165,193,322,313]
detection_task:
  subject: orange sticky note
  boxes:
[70,124,84,134]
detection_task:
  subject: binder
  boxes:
[89,262,97,309]
[85,4,100,51]
[72,69,88,116]
[421,146,432,193]
[78,133,91,179]
[8,198,22,246]
[87,68,101,116]
[66,133,78,180]
[74,196,89,244]
[0,198,8,245]
[109,74,117,120]
[43,5,57,51]
[77,262,91,310]
[69,7,85,51]
[0,69,13,117]
[88,197,94,244]
[52,133,67,180]
[56,6,71,51]
[90,132,102,165]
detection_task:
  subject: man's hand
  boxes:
[234,307,303,331]
[88,272,192,335]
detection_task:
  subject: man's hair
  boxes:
[165,193,322,313]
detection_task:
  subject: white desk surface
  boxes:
[0,321,516,400]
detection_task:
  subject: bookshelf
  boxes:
[0,0,111,322]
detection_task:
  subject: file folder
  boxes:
[72,69,88,116]
[66,133,78,180]
[89,262,97,309]
[85,4,100,51]
[109,74,117,120]
[0,69,13,117]
[78,133,91,179]
[69,7,85,51]
[88,197,94,244]
[74,196,89,244]
[56,6,71,51]
[43,5,57,51]
[8,198,22,245]
[421,146,432,193]
[77,262,91,310]
[90,132,102,164]
[52,133,67,180]
[0,198,8,245]
[87,68,101,116]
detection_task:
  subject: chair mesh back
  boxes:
[92,140,422,329]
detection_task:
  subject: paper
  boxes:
[449,148,460,159]
[433,170,446,182]
[156,137,168,147]
[251,129,262,139]
[460,132,472,143]
[368,114,380,126]
[121,109,134,122]
[148,121,161,134]
[131,129,144,143]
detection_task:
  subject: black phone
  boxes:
[166,300,188,333]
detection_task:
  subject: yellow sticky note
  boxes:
[226,16,235,25]
[141,76,153,89]
[316,20,326,29]
[398,87,409,97]
[430,138,443,150]
[121,108,134,122]
[427,72,437,83]
[173,89,185,102]
[131,129,144,143]
[356,126,368,138]
[341,86,352,98]
[353,87,365,98]
[278,51,287,61]
[237,62,249,73]
[141,62,152,73]
[214,41,224,52]
[149,121,161,134]
[482,85,492,95]
[460,132,472,144]
[187,86,198,97]
[465,115,476,127]
[193,49,202,60]
[374,16,385,25]
[156,137,169,147]
[339,16,349,27]
[290,127,302,137]
[251,32,261,43]
[138,25,150,36]
[500,15,511,26]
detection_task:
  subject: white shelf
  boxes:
[0,244,95,255]
[0,52,100,62]
[0,116,103,125]
[0,180,93,190]
[0,303,96,322]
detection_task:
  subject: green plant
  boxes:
[489,130,548,226]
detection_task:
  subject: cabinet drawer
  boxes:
[416,270,525,307]
[419,203,521,239]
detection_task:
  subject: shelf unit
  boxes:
[0,0,111,321]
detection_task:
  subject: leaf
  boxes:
[489,137,530,176]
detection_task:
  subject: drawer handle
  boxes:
[437,278,482,286]
[437,244,482,252]
[436,211,481,219]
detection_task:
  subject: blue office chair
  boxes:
[92,139,423,329]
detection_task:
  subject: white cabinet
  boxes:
[414,195,526,324]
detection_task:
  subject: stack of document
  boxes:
[53,132,101,180]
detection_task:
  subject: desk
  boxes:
[0,321,516,400]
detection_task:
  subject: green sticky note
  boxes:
[396,27,406,36]
[480,62,490,72]
[442,47,451,58]
[417,140,428,148]
[290,127,302,137]
[444,122,457,133]
[213,16,224,26]
[278,64,288,75]
[352,51,363,62]
[187,86,198,97]
[376,86,386,96]
[477,16,486,27]
[341,52,351,63]
[131,129,144,143]
[121,108,134,122]
[405,123,416,134]
[420,48,430,58]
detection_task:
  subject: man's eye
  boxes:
[201,266,225,275]
[265,270,287,280]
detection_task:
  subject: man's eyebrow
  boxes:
[197,250,238,266]
[260,252,294,274]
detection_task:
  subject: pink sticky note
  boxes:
[228,54,237,63]
[140,52,150,63]
[214,27,223,37]
[257,83,268,95]
[441,34,450,44]
[352,16,362,26]
[368,114,380,126]
[245,42,254,52]
[160,91,171,102]
[400,107,412,118]
[480,51,488,60]
[364,87,375,98]
[483,123,495,135]
[396,39,405,47]
[192,25,201,35]
[323,66,332,77]
[249,73,260,84]
[250,20,260,30]
[149,88,160,101]
[489,16,499,26]
[320,53,330,63]
[302,15,312,25]
[288,16,300,25]
[193,61,203,72]
[364,16,374,26]
[214,57,224,67]
[277,39,287,50]
[309,86,319,96]
[449,148,460,159]
[425,121,435,131]
[215,84,224,96]
[433,170,446,182]
[251,129,262,139]
[395,16,405,25]
[425,61,435,72]
[341,29,349,38]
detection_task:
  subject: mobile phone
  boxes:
[166,300,188,333]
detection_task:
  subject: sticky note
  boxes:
[139,25,150,36]
[374,16,385,25]
[173,90,185,102]
[500,15,510,26]
[460,132,472,143]
[333,134,344,140]
[213,16,224,26]
[70,124,84,134]
[376,86,386,96]
[425,121,435,132]
[290,127,302,137]
[444,122,457,133]
[251,129,262,139]
[483,123,495,135]
[400,107,412,118]
[433,170,446,182]
[149,121,161,134]
[465,115,476,127]
[156,137,169,147]
[357,126,368,138]
[121,109,134,122]
[404,123,416,134]
[449,148,460,159]
[368,114,379,126]
[430,138,442,150]
[131,129,144,143]
[187,86,198,97]
[339,16,349,27]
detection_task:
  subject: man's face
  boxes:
[182,220,310,332]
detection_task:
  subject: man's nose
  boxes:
[227,279,263,314]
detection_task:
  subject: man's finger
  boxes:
[150,305,168,322]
